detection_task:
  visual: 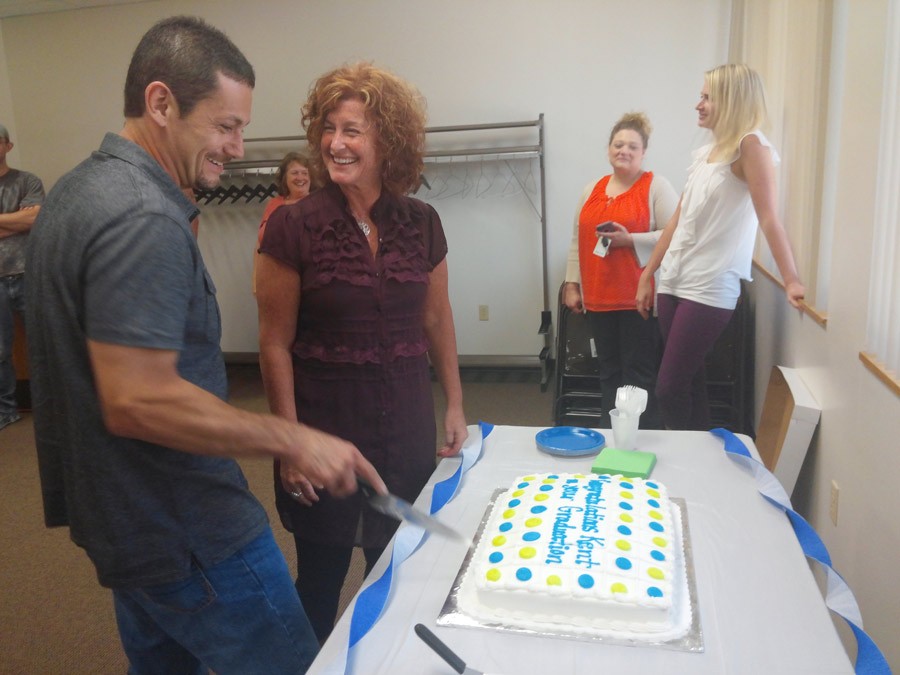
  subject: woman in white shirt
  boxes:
[635,64,805,430]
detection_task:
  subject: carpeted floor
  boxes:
[0,363,552,674]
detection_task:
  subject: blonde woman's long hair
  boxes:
[705,64,769,163]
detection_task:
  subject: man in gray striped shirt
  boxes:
[0,122,44,432]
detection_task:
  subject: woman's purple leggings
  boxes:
[655,293,734,430]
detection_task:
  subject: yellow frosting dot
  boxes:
[542,478,556,484]
[652,536,668,548]
[523,475,536,481]
[648,510,663,520]
[519,547,536,559]
[547,575,562,586]
[502,509,516,519]
[512,489,525,497]
[647,489,660,498]
[534,494,549,502]
[492,535,507,546]
[648,567,665,580]
[619,491,634,499]
[525,517,542,527]
[574,473,585,478]
[486,569,501,582]
[620,513,634,523]
[611,582,627,594]
[616,540,631,551]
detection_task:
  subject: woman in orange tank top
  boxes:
[563,112,677,429]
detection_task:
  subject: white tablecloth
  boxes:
[309,426,852,675]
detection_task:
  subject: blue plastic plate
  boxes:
[535,427,605,457]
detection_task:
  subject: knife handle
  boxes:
[414,623,466,674]
[356,476,375,498]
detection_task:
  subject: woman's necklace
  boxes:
[356,218,371,237]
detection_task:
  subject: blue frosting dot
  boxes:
[517,482,529,489]
[615,557,633,570]
[548,474,559,479]
[620,481,634,489]
[647,586,663,598]
[489,552,504,563]
[651,550,666,561]
[646,481,658,489]
[531,505,547,514]
[522,531,540,541]
[516,568,533,581]
[647,499,660,508]
[499,522,512,532]
[649,522,664,532]
[578,574,594,589]
[619,501,633,511]
[539,484,554,491]
[566,478,579,483]
[508,499,521,507]
[617,525,632,535]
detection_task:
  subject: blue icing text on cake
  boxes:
[461,473,686,637]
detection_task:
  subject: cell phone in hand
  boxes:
[593,222,615,257]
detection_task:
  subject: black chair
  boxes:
[551,280,754,434]
[552,283,604,426]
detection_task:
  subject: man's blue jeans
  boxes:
[112,528,319,675]
[0,273,25,418]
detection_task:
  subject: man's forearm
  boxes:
[0,206,40,233]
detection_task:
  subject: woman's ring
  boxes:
[290,489,303,499]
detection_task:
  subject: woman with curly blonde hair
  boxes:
[636,64,805,430]
[256,62,467,642]
[302,64,426,196]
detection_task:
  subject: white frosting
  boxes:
[458,473,689,639]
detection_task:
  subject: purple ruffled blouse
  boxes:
[259,182,449,547]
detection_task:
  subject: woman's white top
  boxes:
[658,130,779,310]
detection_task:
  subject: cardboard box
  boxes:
[756,366,821,495]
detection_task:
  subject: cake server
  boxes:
[414,623,492,675]
[357,478,473,548]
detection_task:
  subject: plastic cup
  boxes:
[609,408,640,450]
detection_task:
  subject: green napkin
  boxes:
[591,447,657,478]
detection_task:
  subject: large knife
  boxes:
[357,478,473,548]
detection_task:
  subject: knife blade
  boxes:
[414,623,483,675]
[357,478,473,548]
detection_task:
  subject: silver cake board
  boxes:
[437,491,703,653]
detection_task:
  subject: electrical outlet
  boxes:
[830,480,839,525]
[478,305,489,321]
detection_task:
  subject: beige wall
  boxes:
[752,0,900,668]
[0,0,728,355]
[0,26,18,161]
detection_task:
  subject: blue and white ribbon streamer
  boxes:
[320,421,493,674]
[711,427,890,675]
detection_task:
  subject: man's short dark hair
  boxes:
[123,16,255,118]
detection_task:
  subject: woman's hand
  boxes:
[437,405,469,458]
[785,280,806,309]
[603,222,633,249]
[280,463,322,507]
[635,273,654,319]
[563,282,584,313]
